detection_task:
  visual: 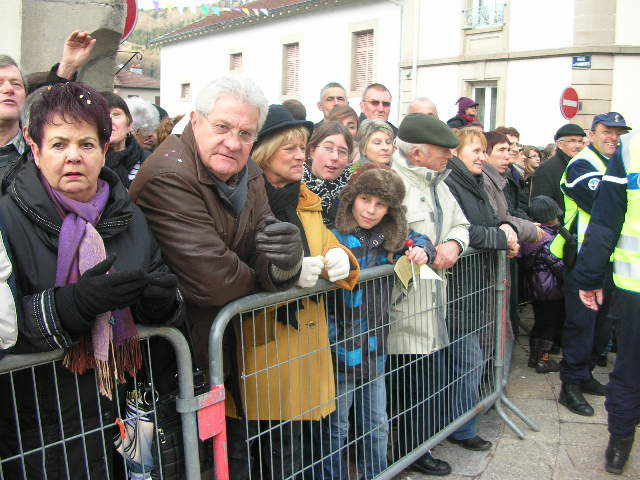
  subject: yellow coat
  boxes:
[227,183,360,421]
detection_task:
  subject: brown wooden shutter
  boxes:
[351,30,373,92]
[230,53,243,71]
[180,83,191,100]
[282,43,299,95]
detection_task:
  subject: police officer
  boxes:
[573,128,640,475]
[551,113,631,416]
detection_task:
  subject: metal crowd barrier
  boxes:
[0,251,539,480]
[0,325,202,480]
[206,249,539,480]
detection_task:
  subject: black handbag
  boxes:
[115,317,209,480]
[150,368,208,480]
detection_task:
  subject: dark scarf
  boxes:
[263,179,310,256]
[105,136,147,187]
[41,174,140,399]
[209,165,248,216]
[302,164,351,226]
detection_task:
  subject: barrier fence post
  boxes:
[147,325,203,480]
[492,252,540,438]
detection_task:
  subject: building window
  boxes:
[351,29,374,92]
[180,83,191,101]
[282,43,299,95]
[473,84,498,131]
[230,52,243,72]
[463,0,506,29]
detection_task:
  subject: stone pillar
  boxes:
[571,0,617,129]
[3,0,126,91]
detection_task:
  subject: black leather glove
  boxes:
[141,271,178,300]
[255,216,303,270]
[55,255,148,333]
[137,271,179,323]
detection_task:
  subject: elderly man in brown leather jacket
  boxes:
[130,75,303,376]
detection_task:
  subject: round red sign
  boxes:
[560,87,579,119]
[121,0,138,43]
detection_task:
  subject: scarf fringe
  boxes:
[64,336,142,399]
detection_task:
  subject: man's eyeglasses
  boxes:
[320,144,349,160]
[201,115,257,144]
[363,100,391,108]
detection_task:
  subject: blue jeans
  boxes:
[318,374,388,479]
[450,333,484,440]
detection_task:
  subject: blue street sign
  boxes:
[572,55,592,69]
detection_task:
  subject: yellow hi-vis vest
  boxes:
[549,147,607,259]
[612,130,640,292]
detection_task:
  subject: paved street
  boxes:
[396,307,639,480]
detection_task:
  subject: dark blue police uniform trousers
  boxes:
[560,265,616,384]
[606,288,640,438]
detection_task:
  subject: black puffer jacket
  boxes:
[530,149,572,215]
[444,156,508,335]
[0,161,181,479]
[106,135,150,188]
[504,165,531,219]
[446,114,470,128]
[445,157,508,251]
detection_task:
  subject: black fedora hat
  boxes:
[255,104,314,145]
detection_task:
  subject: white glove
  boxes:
[324,248,350,283]
[297,256,324,288]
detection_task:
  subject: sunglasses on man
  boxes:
[363,100,391,108]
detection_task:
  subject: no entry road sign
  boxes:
[121,0,138,43]
[561,87,579,119]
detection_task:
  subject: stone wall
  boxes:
[3,0,126,91]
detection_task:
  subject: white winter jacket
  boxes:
[388,152,470,355]
[0,226,18,358]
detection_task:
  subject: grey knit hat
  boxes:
[530,195,563,223]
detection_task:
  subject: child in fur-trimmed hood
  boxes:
[316,163,435,479]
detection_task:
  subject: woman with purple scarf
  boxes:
[0,82,182,479]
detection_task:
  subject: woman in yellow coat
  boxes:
[226,105,359,479]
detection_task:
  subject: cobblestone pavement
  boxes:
[394,306,639,480]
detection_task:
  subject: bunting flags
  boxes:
[147,2,269,16]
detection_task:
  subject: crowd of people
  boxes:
[0,30,638,480]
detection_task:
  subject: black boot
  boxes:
[581,375,607,396]
[596,354,608,367]
[605,434,634,474]
[559,383,594,416]
[528,338,538,368]
[535,340,560,373]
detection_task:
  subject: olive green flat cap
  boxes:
[398,113,460,148]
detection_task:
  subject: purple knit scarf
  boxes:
[41,174,141,398]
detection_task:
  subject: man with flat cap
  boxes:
[530,123,586,212]
[550,112,632,417]
[387,113,470,476]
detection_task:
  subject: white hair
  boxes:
[126,96,160,134]
[395,137,427,157]
[409,97,439,119]
[194,74,268,131]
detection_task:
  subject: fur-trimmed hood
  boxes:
[335,164,408,253]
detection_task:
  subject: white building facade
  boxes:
[399,0,640,145]
[154,0,403,125]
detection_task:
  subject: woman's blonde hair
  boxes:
[453,127,487,153]
[357,119,395,157]
[251,126,309,168]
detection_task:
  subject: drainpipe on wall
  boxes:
[387,0,405,123]
[411,0,420,99]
